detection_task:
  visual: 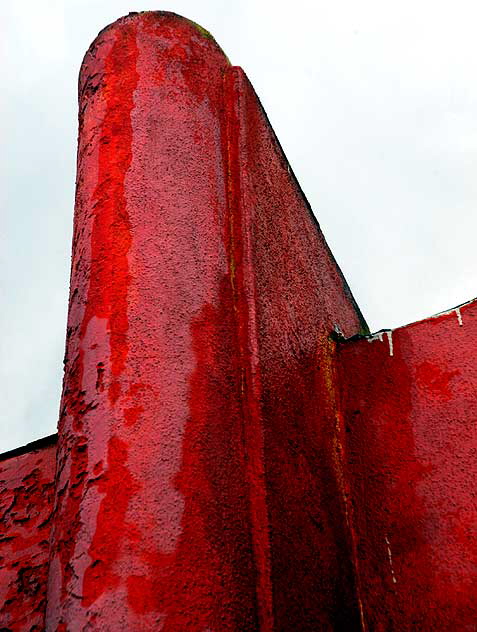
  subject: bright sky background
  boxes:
[2,0,477,451]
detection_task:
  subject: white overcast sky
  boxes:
[2,0,477,451]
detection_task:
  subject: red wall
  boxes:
[48,12,254,630]
[338,299,477,629]
[0,437,56,631]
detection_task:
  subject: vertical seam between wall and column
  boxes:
[326,337,368,632]
[223,66,274,632]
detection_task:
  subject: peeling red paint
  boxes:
[121,276,260,629]
[77,19,139,610]
[47,11,261,630]
[45,10,365,629]
[47,17,140,627]
[0,441,56,631]
[83,436,140,607]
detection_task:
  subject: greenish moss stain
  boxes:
[358,322,370,336]
[186,18,215,40]
[185,18,231,64]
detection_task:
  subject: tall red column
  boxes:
[46,13,260,630]
[46,11,365,630]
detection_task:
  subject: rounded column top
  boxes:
[79,11,230,98]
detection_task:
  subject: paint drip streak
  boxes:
[80,23,138,608]
[223,68,274,632]
[81,25,138,406]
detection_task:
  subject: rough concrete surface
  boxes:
[0,438,56,631]
[338,300,477,630]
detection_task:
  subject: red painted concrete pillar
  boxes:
[46,13,260,630]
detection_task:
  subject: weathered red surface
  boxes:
[2,9,477,632]
[45,10,365,630]
[338,299,477,630]
[0,437,56,631]
[47,12,256,631]
[226,68,367,629]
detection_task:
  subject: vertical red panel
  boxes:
[338,301,477,630]
[226,68,367,629]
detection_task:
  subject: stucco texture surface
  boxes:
[0,440,56,631]
[45,10,364,631]
[338,300,477,630]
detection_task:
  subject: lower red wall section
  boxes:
[338,299,477,630]
[4,297,477,631]
[0,437,56,631]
